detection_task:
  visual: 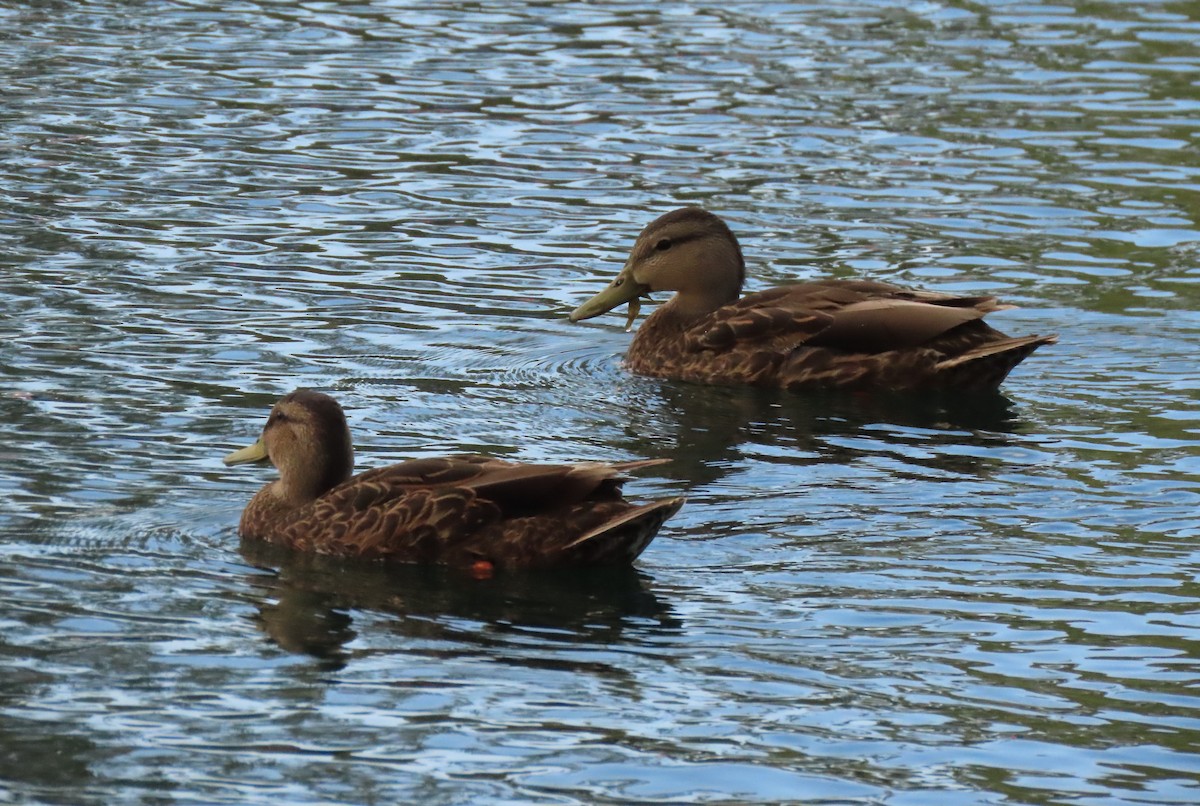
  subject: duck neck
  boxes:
[276,446,353,506]
[662,284,738,323]
[274,476,325,507]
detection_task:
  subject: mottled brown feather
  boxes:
[228,391,683,569]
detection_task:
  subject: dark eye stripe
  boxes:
[642,230,699,258]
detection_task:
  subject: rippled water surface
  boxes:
[3,0,1199,803]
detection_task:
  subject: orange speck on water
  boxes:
[470,560,494,580]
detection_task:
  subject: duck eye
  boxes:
[654,238,672,252]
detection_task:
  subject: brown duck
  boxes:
[569,207,1057,392]
[224,390,683,569]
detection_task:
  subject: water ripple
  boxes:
[1,0,1199,804]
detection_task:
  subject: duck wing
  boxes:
[687,280,1013,355]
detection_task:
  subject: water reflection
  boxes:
[238,539,681,670]
[619,378,1025,486]
[0,640,101,794]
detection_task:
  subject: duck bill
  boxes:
[223,438,268,466]
[568,269,650,322]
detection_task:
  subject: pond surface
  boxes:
[2,0,1199,803]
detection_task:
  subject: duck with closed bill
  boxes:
[224,389,683,569]
[569,207,1057,392]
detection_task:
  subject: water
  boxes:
[2,0,1199,803]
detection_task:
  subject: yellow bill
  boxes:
[223,437,268,466]
[568,267,650,324]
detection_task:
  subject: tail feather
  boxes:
[564,497,685,564]
[935,333,1058,390]
[584,457,672,475]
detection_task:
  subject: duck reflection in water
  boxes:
[238,540,680,669]
[566,207,1052,487]
[221,389,684,667]
[609,378,1028,489]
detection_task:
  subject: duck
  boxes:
[569,207,1057,392]
[223,389,684,569]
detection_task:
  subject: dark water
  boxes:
[2,1,1199,803]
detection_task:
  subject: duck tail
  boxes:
[935,333,1059,391]
[563,497,685,564]
[602,458,672,474]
